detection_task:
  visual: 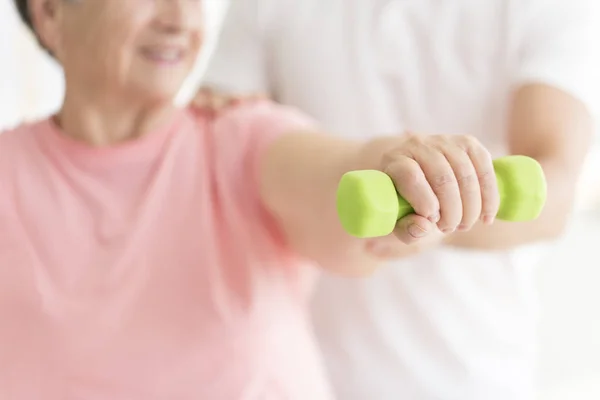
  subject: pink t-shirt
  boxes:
[0,103,333,399]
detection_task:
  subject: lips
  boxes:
[140,46,185,64]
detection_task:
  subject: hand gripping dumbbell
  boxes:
[336,155,547,238]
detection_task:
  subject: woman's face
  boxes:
[34,0,203,102]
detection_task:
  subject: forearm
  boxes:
[446,84,593,250]
[445,157,577,250]
[259,133,430,275]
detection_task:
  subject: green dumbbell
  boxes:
[336,155,547,238]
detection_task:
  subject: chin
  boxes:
[130,67,190,101]
[134,84,182,106]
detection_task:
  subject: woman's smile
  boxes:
[139,45,186,66]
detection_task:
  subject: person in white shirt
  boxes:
[197,0,599,398]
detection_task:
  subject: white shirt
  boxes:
[202,1,600,399]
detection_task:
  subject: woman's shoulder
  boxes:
[0,119,50,191]
[185,101,316,143]
[1,119,48,162]
[0,119,48,150]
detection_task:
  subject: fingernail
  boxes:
[457,224,468,231]
[429,213,440,223]
[482,215,495,225]
[441,227,455,234]
[408,224,428,238]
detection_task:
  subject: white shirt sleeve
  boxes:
[200,0,277,94]
[513,0,600,117]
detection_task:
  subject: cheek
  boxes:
[79,7,149,63]
[91,26,146,78]
[191,34,203,61]
[58,31,137,85]
[183,6,205,57]
[188,25,205,64]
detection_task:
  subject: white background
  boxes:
[1,1,599,398]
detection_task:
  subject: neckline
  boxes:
[37,109,186,167]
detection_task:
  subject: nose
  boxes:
[155,0,199,34]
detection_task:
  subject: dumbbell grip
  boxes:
[393,170,507,221]
[336,155,547,238]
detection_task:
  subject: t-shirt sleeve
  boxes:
[200,0,278,95]
[209,101,316,260]
[512,0,600,117]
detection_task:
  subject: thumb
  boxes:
[393,214,437,245]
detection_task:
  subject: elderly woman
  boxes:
[0,0,501,398]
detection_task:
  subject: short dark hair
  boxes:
[14,0,34,34]
[13,0,53,54]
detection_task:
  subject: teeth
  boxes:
[145,49,181,62]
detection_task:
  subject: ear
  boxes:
[28,0,62,54]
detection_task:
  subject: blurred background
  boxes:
[1,1,599,399]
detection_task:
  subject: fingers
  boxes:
[393,214,438,245]
[191,87,268,113]
[364,215,439,258]
[192,87,231,112]
[383,155,440,222]
[437,139,481,231]
[192,87,218,109]
[234,93,269,104]
[410,144,463,232]
[382,134,499,236]
[463,140,499,224]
